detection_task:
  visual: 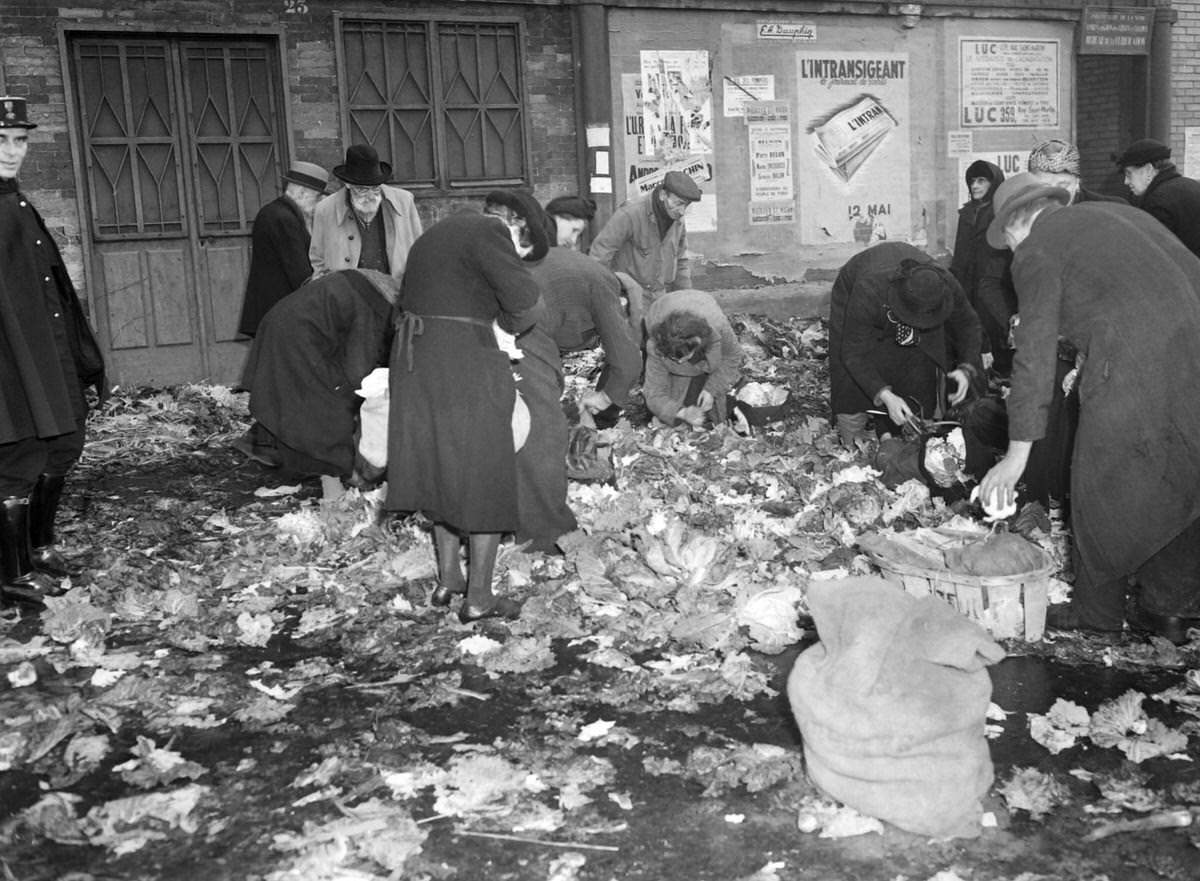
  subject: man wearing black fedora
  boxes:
[829,241,984,445]
[0,96,107,606]
[310,144,422,282]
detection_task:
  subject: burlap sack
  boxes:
[787,576,1005,838]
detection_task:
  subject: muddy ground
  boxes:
[2,343,1199,881]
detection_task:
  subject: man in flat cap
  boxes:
[237,159,330,338]
[0,97,106,606]
[1114,137,1200,258]
[589,170,702,333]
[309,143,423,282]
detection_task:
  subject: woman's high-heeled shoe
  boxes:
[458,596,522,623]
[431,582,466,607]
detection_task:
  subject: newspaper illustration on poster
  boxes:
[796,51,911,244]
[960,39,1059,128]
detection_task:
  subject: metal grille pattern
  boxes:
[75,41,185,238]
[186,44,278,234]
[342,18,527,190]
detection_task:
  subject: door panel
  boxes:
[72,35,285,387]
[182,41,282,383]
[201,243,251,344]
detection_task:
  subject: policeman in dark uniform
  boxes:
[0,96,106,606]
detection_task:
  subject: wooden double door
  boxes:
[70,35,288,387]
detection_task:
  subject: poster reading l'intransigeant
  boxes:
[795,51,911,245]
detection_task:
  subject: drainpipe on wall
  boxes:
[573,2,614,226]
[1149,0,1177,143]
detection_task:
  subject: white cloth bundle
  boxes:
[355,367,390,468]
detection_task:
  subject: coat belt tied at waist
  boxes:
[395,312,493,372]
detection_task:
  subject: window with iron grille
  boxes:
[337,16,530,192]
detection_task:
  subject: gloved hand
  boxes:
[581,389,613,414]
[676,405,708,429]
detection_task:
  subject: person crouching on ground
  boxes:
[643,290,743,429]
[239,269,399,500]
[829,241,984,445]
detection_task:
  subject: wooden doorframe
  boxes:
[56,21,293,362]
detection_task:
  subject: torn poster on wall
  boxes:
[624,52,717,232]
[747,100,794,224]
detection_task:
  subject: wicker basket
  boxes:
[867,552,1053,641]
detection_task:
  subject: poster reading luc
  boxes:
[795,51,910,245]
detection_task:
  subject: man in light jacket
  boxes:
[309,144,422,281]
[589,170,701,333]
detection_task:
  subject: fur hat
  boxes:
[333,144,392,186]
[484,189,550,262]
[1027,139,1080,176]
[661,171,702,202]
[887,260,957,330]
[1112,138,1171,169]
[986,172,1071,248]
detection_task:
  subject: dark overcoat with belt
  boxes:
[0,180,105,445]
[237,195,313,337]
[241,269,392,475]
[1006,201,1200,583]
[385,212,542,533]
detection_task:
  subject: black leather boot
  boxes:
[1,495,64,607]
[29,473,78,578]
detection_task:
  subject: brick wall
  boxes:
[0,0,579,296]
[1172,0,1200,174]
[1075,55,1129,197]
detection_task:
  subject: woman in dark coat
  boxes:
[830,241,984,442]
[950,160,1014,373]
[386,207,543,622]
[980,174,1200,643]
[240,268,398,481]
[482,191,578,553]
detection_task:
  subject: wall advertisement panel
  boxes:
[795,51,911,245]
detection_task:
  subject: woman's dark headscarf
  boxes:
[483,189,550,261]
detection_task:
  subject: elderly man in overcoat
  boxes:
[309,144,422,281]
[236,159,329,337]
[980,173,1200,644]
